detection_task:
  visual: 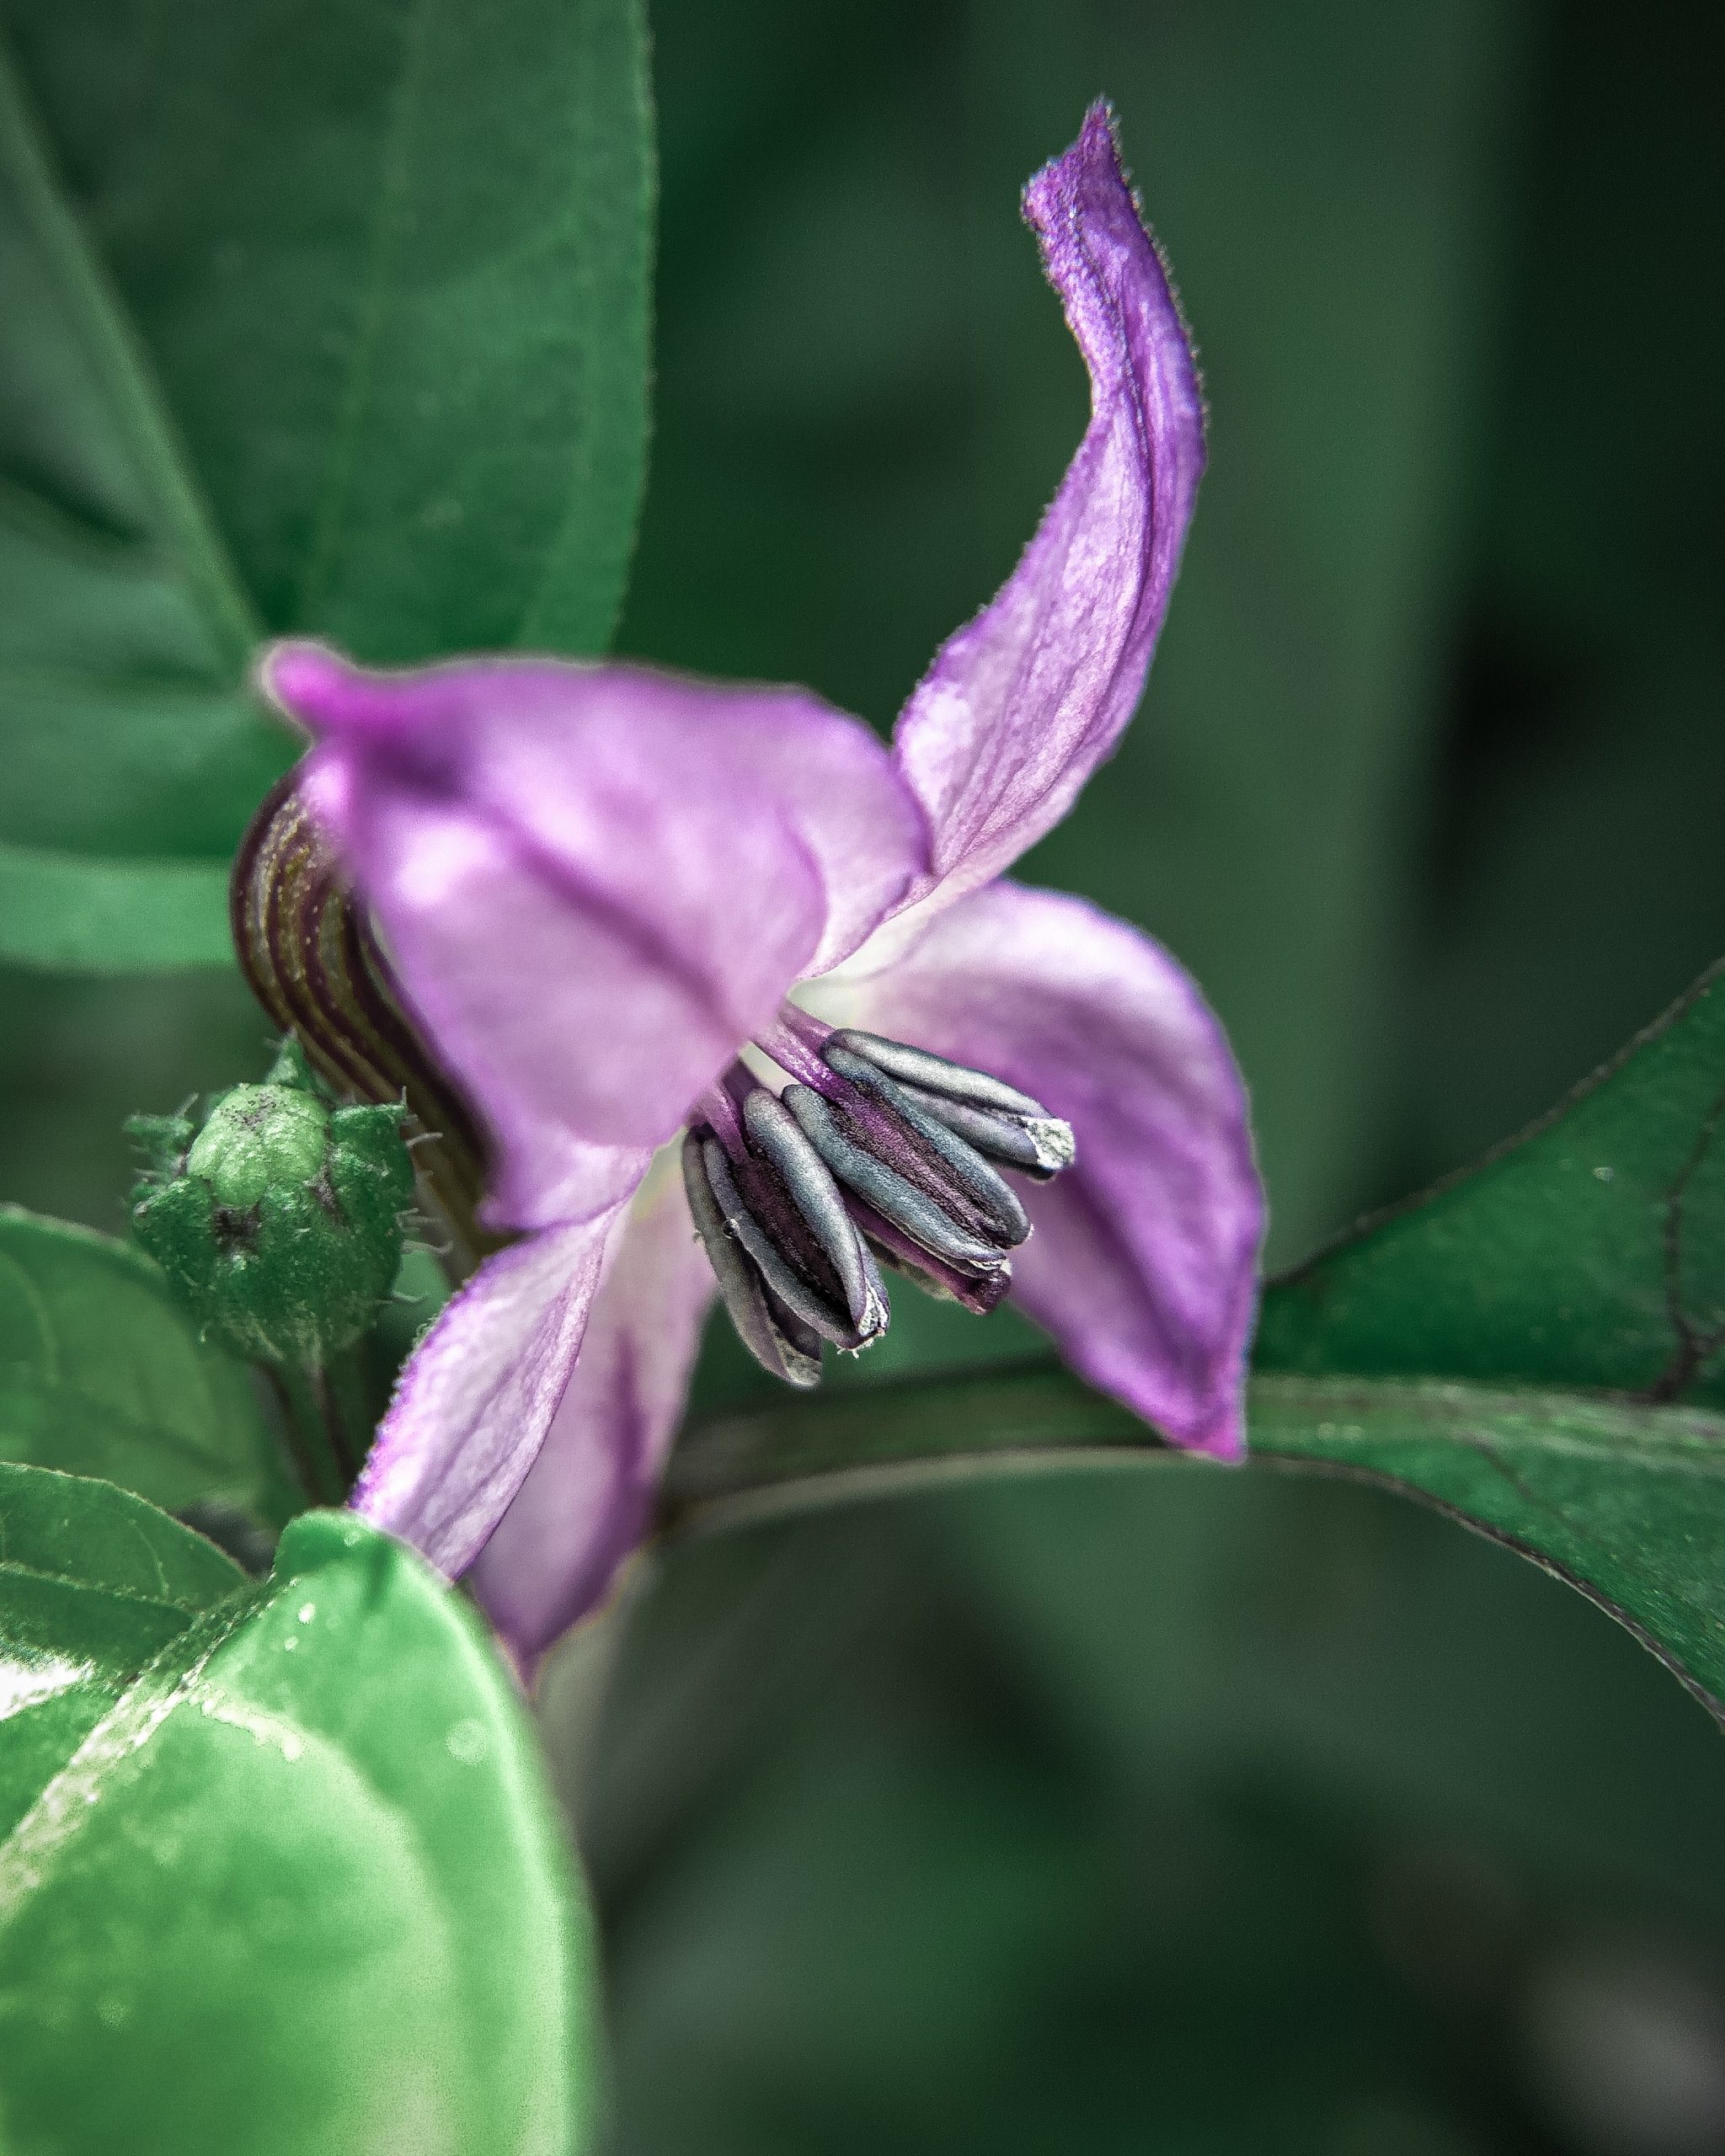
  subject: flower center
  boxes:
[683,1011,1074,1390]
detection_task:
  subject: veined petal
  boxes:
[468,1152,715,1670]
[262,646,926,1214]
[806,881,1261,1457]
[351,1203,626,1574]
[886,103,1204,928]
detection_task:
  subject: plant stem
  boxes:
[318,1339,381,1486]
[265,1363,350,1508]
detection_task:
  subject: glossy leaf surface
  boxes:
[0,1459,246,1838]
[0,1481,594,2156]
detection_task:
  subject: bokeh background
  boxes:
[5,2,1724,2149]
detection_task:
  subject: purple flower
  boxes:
[254,104,1263,1670]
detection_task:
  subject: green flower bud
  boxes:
[129,1038,415,1369]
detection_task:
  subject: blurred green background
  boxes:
[6,0,1724,2148]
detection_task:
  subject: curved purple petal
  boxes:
[888,103,1204,925]
[468,1156,715,1670]
[351,1202,626,1574]
[263,645,926,1223]
[816,880,1262,1457]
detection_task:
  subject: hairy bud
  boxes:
[129,1039,414,1369]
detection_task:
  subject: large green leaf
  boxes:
[0,0,653,971]
[0,1203,299,1529]
[0,1470,594,2156]
[665,963,1725,1722]
[0,41,285,972]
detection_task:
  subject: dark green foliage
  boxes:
[0,0,652,970]
[1257,963,1725,1406]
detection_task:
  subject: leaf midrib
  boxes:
[0,34,261,671]
[663,1364,1725,1531]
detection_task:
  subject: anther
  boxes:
[740,1090,889,1341]
[681,1134,821,1389]
[781,1084,1013,1281]
[825,1029,1075,1180]
[700,1136,876,1352]
[844,1195,1012,1315]
[821,1047,1030,1244]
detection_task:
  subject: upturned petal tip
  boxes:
[884,100,1206,931]
[259,639,350,723]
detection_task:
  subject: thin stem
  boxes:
[693,1082,746,1152]
[264,1364,349,1508]
[320,1338,383,1484]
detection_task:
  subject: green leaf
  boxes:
[665,963,1725,1722]
[0,1204,298,1529]
[0,39,288,974]
[0,0,654,971]
[0,846,238,971]
[0,1479,595,2156]
[1254,958,1725,1402]
[1251,1377,1725,1725]
[0,1458,245,1840]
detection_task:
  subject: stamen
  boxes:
[699,1137,875,1352]
[740,1091,889,1338]
[708,1012,1082,1346]
[681,1134,820,1388]
[824,1029,1047,1117]
[826,1027,1076,1178]
[821,1046,1030,1243]
[781,1084,1012,1279]
[682,1058,892,1390]
[750,1012,835,1089]
[873,1083,1071,1181]
[844,1194,1012,1316]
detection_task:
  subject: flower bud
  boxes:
[129,1038,415,1368]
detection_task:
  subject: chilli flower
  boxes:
[240,104,1264,1672]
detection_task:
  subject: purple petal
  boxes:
[264,645,926,1223]
[467,1155,715,1669]
[351,1203,626,1573]
[889,103,1204,921]
[819,880,1262,1457]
